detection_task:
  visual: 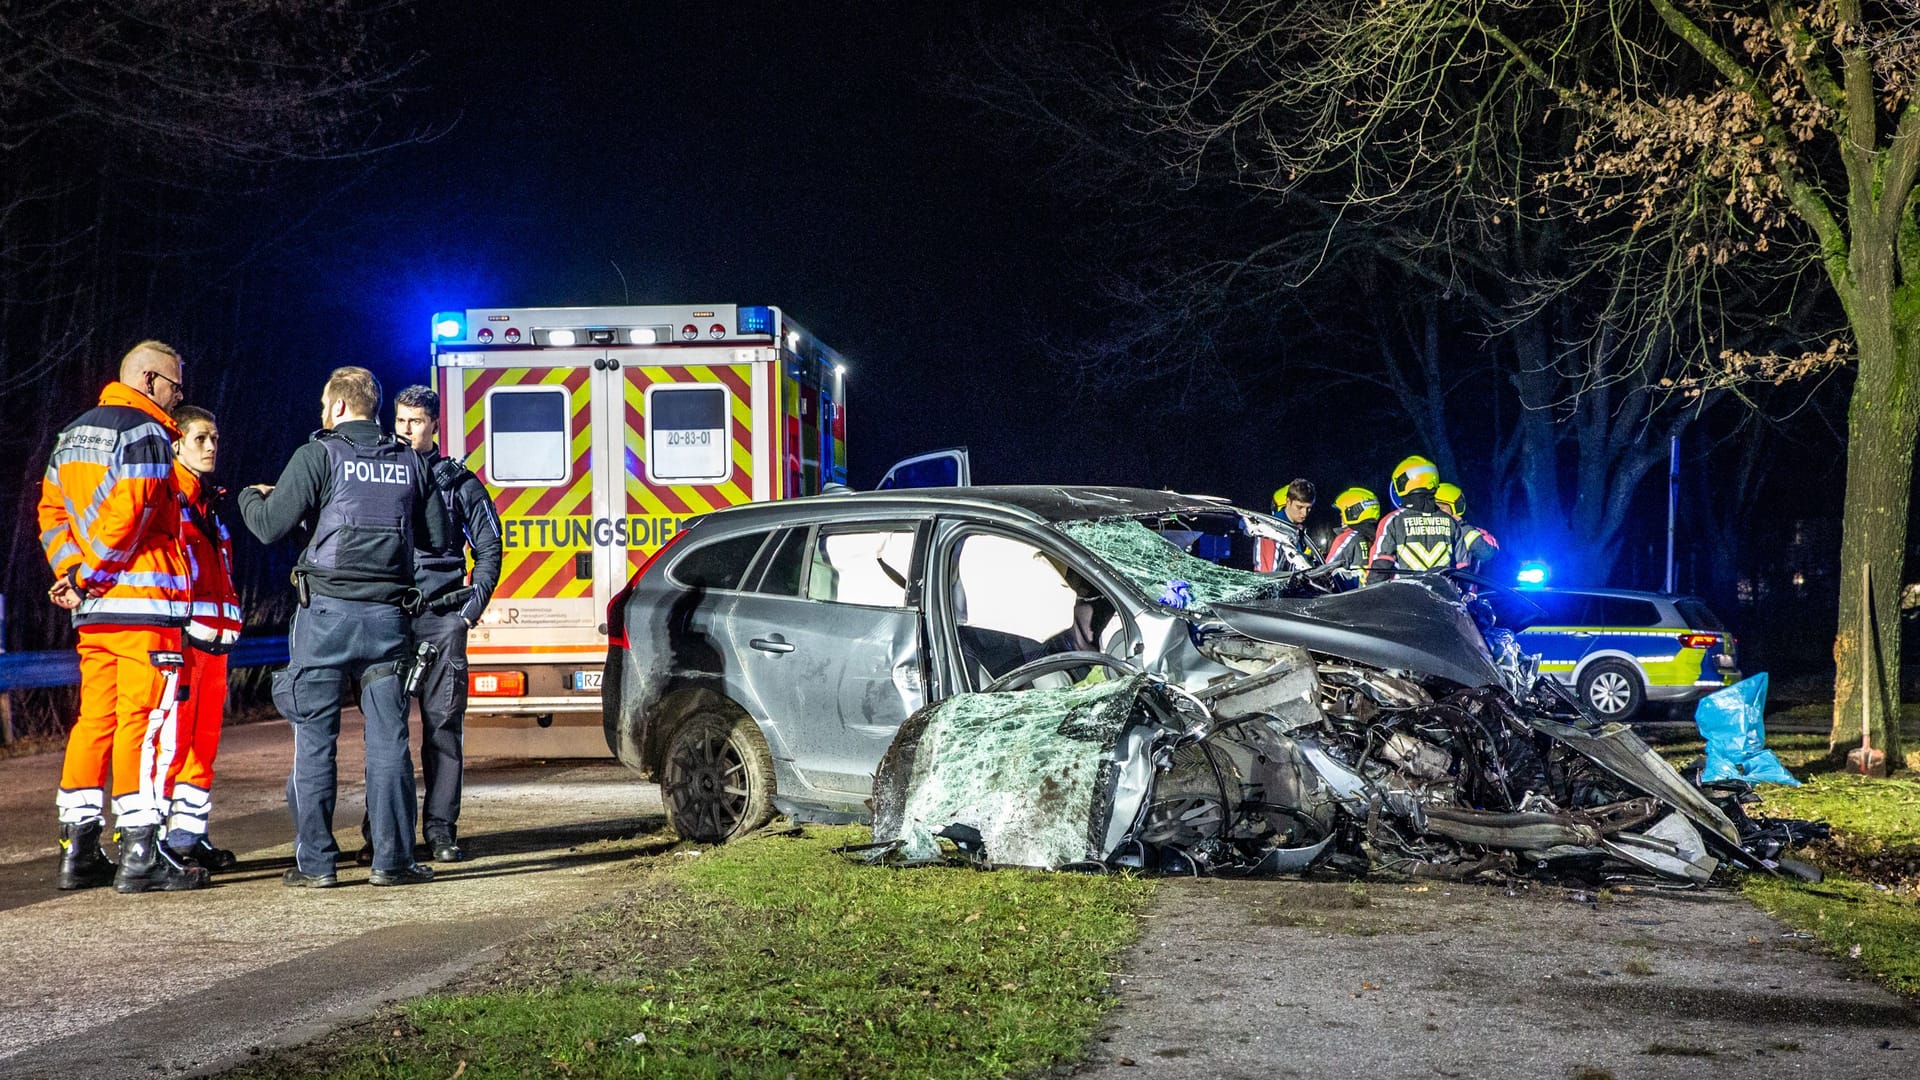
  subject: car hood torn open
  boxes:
[866,578,1824,885]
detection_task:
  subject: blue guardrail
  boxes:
[0,636,289,691]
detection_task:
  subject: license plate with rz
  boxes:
[572,669,603,691]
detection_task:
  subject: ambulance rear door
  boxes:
[605,346,773,585]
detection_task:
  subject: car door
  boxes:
[876,448,971,489]
[726,521,927,798]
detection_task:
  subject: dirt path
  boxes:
[1076,877,1919,1079]
[0,714,664,1080]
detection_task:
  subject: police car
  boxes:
[1514,587,1740,721]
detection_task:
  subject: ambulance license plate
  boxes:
[572,670,603,691]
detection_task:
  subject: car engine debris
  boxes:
[866,582,1825,886]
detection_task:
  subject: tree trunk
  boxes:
[1828,298,1917,766]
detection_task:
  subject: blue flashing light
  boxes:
[1516,560,1550,588]
[737,305,773,335]
[431,311,465,342]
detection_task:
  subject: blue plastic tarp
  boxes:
[1694,672,1800,786]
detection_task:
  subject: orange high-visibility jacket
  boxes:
[176,463,242,651]
[38,382,191,627]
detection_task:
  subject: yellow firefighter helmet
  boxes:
[1434,482,1465,518]
[1390,455,1440,501]
[1334,487,1381,528]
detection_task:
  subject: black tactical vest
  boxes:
[299,433,418,584]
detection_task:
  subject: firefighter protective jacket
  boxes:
[176,463,242,652]
[1369,496,1462,576]
[1456,522,1501,573]
[413,448,504,624]
[238,420,452,606]
[1323,526,1373,586]
[37,382,191,627]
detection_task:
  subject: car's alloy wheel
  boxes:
[1578,661,1644,721]
[661,709,776,843]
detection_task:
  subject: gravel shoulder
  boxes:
[0,714,663,1080]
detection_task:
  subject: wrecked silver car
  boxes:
[605,485,1819,880]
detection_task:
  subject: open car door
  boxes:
[877,447,971,490]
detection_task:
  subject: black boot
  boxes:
[113,825,210,893]
[57,821,115,890]
[171,837,237,873]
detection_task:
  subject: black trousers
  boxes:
[412,610,469,838]
[273,595,414,874]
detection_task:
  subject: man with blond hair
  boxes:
[240,367,451,888]
[39,340,208,892]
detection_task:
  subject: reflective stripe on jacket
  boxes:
[177,463,242,651]
[37,383,190,627]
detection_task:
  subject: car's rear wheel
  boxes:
[661,709,776,843]
[1578,660,1645,722]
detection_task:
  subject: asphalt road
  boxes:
[0,713,664,1080]
[1078,877,1920,1079]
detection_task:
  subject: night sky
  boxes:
[277,3,1138,493]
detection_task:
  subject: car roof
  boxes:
[1528,586,1681,602]
[693,485,1234,528]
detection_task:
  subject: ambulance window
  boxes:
[806,528,915,608]
[669,531,770,592]
[647,385,730,483]
[487,389,569,484]
[750,528,809,596]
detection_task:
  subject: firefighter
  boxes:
[1435,482,1501,575]
[239,367,451,888]
[386,385,503,864]
[1322,487,1381,588]
[1370,456,1462,578]
[38,340,208,892]
[163,405,242,872]
[1260,478,1319,571]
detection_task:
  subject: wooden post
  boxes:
[1849,562,1889,776]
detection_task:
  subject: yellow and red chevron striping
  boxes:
[465,365,595,600]
[623,364,755,568]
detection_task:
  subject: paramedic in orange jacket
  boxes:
[164,405,243,872]
[39,341,208,893]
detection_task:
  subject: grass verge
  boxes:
[228,825,1156,1079]
[1655,728,1920,997]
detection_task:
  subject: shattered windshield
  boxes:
[1055,517,1292,616]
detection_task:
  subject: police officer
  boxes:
[1370,456,1462,578]
[1435,482,1501,575]
[1322,487,1381,588]
[390,385,502,863]
[240,367,451,888]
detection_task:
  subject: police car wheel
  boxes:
[1578,661,1644,722]
[661,709,776,844]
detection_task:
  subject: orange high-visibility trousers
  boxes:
[56,625,183,828]
[164,646,227,838]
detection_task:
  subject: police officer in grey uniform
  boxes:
[392,385,502,863]
[240,367,451,888]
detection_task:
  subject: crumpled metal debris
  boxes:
[867,638,1823,885]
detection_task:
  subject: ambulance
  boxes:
[426,303,852,755]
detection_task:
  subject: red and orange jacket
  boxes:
[176,463,242,652]
[37,382,191,628]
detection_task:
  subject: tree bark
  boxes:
[1828,307,1918,764]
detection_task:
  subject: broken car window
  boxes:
[1055,518,1291,616]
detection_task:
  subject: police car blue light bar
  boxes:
[431,312,465,341]
[1516,560,1550,587]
